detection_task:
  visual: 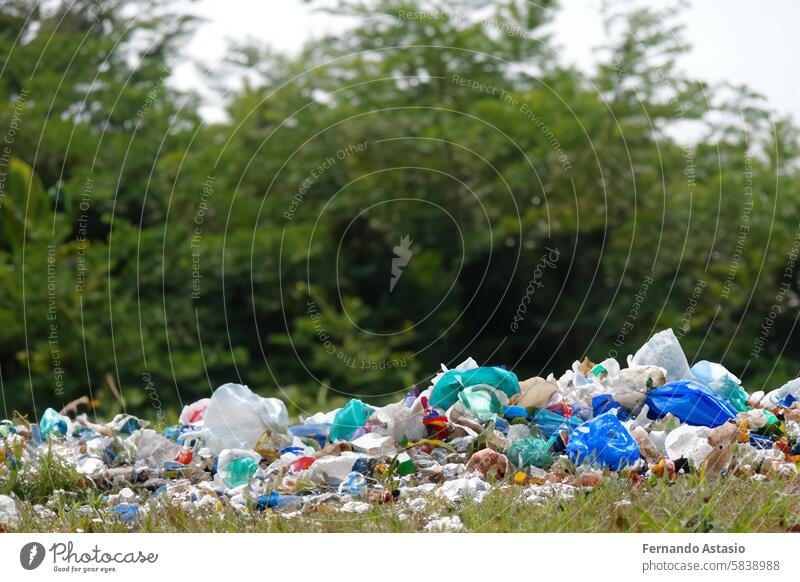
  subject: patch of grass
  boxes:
[5,475,800,533]
[1,444,89,504]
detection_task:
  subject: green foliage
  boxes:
[2,0,800,421]
[5,476,800,532]
[1,442,87,504]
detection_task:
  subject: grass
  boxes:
[3,465,800,532]
[1,444,91,505]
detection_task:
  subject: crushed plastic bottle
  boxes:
[257,492,302,510]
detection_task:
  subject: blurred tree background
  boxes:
[1,0,799,422]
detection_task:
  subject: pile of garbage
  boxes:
[2,328,800,527]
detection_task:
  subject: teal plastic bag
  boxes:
[329,399,374,441]
[531,409,582,438]
[40,407,68,438]
[430,367,520,409]
[507,436,557,468]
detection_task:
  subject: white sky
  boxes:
[175,0,800,123]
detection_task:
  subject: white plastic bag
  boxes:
[629,329,692,383]
[300,452,365,485]
[179,398,210,426]
[761,377,800,409]
[135,429,181,468]
[664,424,711,467]
[203,383,289,454]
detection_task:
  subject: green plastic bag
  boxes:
[329,399,374,441]
[430,367,520,409]
[507,436,556,468]
[221,457,258,488]
[458,384,503,421]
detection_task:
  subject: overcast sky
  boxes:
[175,0,800,123]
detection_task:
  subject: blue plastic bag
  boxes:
[530,409,582,438]
[591,394,631,420]
[645,380,737,427]
[112,504,140,523]
[289,423,329,448]
[748,433,773,450]
[430,366,520,409]
[503,405,528,421]
[566,413,640,470]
